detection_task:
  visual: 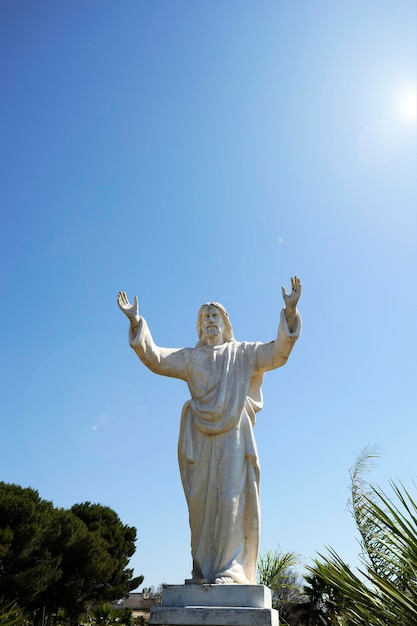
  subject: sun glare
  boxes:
[395,85,417,124]
[357,83,416,166]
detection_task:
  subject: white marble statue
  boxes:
[118,278,302,586]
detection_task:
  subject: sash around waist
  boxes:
[178,400,259,466]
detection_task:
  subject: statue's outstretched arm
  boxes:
[118,291,189,380]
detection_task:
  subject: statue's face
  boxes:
[200,305,225,343]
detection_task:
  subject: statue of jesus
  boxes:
[118,277,301,585]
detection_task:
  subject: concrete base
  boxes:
[150,584,279,626]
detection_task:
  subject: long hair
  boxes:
[196,302,234,345]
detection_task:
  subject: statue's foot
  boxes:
[214,576,234,584]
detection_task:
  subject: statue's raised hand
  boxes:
[281,276,302,319]
[117,291,140,326]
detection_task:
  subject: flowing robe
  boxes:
[129,309,301,584]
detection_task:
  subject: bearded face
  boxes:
[200,305,225,344]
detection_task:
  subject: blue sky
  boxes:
[1,1,416,590]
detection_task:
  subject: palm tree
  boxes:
[296,568,347,625]
[258,550,299,589]
[258,549,307,623]
[0,601,26,626]
[87,604,125,626]
[307,447,417,626]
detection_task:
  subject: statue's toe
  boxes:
[214,576,234,585]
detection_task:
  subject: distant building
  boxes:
[113,590,161,621]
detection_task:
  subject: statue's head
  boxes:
[197,302,234,346]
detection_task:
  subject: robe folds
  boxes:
[129,309,301,584]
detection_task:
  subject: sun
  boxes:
[394,85,417,124]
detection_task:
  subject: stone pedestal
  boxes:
[150,584,279,626]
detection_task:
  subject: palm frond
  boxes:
[308,448,417,626]
[0,601,26,626]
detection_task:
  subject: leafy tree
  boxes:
[71,503,142,603]
[35,507,111,621]
[0,483,143,624]
[307,447,417,625]
[0,483,62,608]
